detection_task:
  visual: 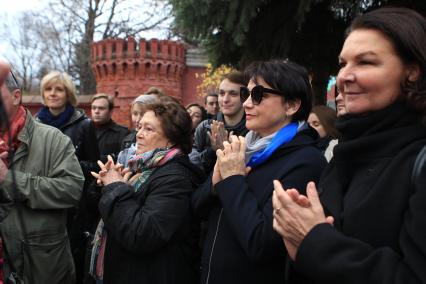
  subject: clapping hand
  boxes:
[208,121,230,151]
[272,181,334,261]
[91,155,132,186]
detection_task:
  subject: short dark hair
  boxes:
[204,92,218,104]
[222,71,248,87]
[244,59,313,121]
[348,7,426,114]
[145,100,193,154]
[91,93,114,110]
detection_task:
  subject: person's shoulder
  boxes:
[195,118,212,134]
[31,117,73,144]
[110,121,129,133]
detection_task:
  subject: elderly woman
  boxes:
[192,60,327,284]
[36,71,100,283]
[90,100,204,283]
[273,7,426,284]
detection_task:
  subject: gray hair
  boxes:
[4,71,20,92]
[133,94,158,105]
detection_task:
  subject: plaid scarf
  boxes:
[89,147,182,280]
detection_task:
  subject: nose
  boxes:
[222,92,231,102]
[45,89,54,96]
[243,95,253,109]
[337,66,356,91]
[136,127,144,138]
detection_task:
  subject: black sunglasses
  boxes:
[240,85,285,105]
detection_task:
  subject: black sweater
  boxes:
[289,103,426,284]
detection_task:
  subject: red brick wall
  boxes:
[182,66,204,107]
[23,38,206,129]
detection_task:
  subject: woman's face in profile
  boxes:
[187,105,203,130]
[336,28,418,114]
[243,77,294,137]
[308,113,326,138]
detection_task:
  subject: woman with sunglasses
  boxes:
[192,59,327,284]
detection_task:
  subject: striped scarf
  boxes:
[89,147,182,280]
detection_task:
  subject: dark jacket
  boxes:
[94,120,129,162]
[99,155,205,284]
[192,127,327,284]
[58,109,100,176]
[36,108,100,176]
[289,104,426,284]
[191,112,248,173]
[120,130,137,151]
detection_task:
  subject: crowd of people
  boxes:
[0,6,425,284]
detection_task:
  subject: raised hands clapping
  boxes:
[91,155,132,186]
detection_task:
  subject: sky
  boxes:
[0,0,172,59]
[0,0,47,57]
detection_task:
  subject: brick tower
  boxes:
[91,37,205,127]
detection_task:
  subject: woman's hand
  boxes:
[91,155,125,186]
[272,181,334,260]
[216,135,251,180]
[211,160,222,189]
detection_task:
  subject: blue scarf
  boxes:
[37,104,74,128]
[247,122,298,168]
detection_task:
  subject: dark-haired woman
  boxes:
[90,100,204,284]
[308,105,339,161]
[192,59,327,284]
[273,7,426,284]
[187,103,208,132]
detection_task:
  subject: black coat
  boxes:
[94,120,129,162]
[99,155,205,284]
[58,109,100,175]
[192,127,327,284]
[120,130,137,151]
[289,104,426,284]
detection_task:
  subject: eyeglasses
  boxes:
[240,85,285,105]
[10,71,19,88]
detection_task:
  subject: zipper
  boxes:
[205,208,223,284]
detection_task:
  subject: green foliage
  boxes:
[169,0,426,103]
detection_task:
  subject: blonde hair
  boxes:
[40,71,78,107]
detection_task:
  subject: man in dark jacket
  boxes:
[190,71,249,174]
[91,94,129,162]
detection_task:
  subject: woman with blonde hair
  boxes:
[36,70,100,284]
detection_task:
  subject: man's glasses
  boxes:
[240,85,285,105]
